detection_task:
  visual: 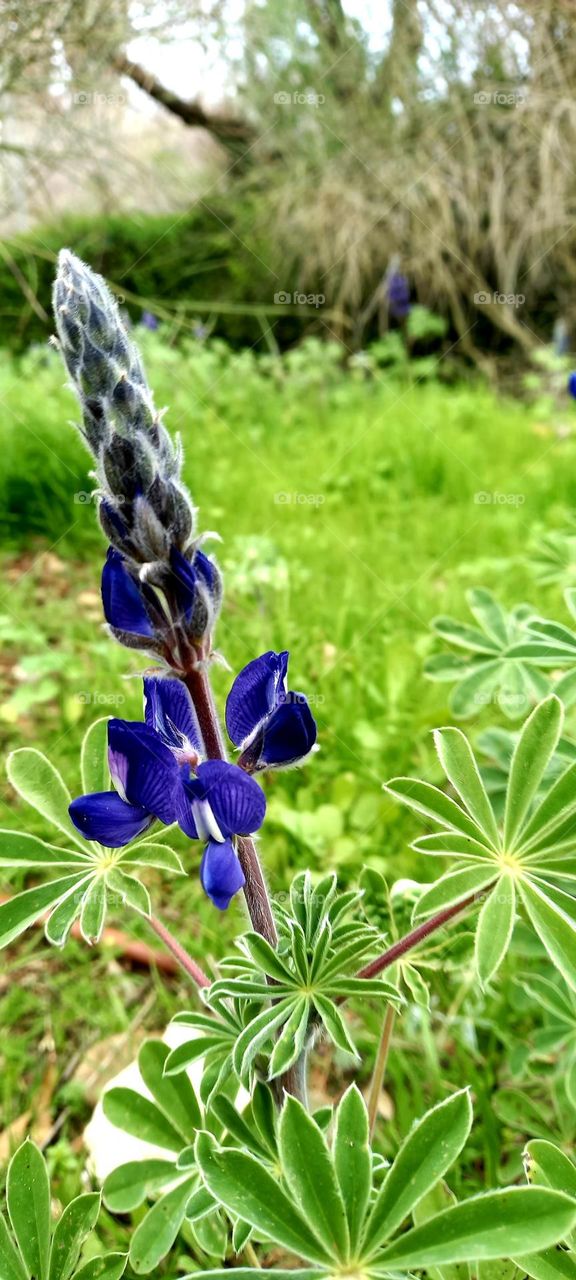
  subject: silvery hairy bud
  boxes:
[52,249,195,563]
[53,250,222,667]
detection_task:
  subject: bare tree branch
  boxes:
[112,52,254,147]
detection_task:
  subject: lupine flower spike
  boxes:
[55,252,317,915]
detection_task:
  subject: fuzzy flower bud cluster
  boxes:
[53,251,222,665]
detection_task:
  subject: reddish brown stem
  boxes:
[184,666,229,760]
[358,888,488,981]
[147,914,211,988]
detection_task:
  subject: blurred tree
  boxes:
[2,0,576,358]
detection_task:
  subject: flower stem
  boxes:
[358,888,488,981]
[367,1003,395,1139]
[147,913,211,988]
[236,836,278,946]
[184,665,229,760]
[183,665,278,948]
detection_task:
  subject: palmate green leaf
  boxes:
[241,932,295,983]
[208,1093,269,1161]
[433,728,499,845]
[468,588,510,646]
[0,1213,27,1280]
[7,1140,51,1280]
[412,832,495,859]
[375,1188,576,1269]
[387,697,576,991]
[80,878,107,945]
[413,866,497,921]
[432,614,500,653]
[512,1248,576,1280]
[139,1040,201,1136]
[363,1089,473,1252]
[268,998,311,1078]
[426,592,556,721]
[312,995,359,1058]
[384,778,486,842]
[232,999,295,1081]
[128,1176,196,1275]
[504,696,563,851]
[6,749,87,851]
[184,1184,216,1221]
[102,1087,184,1154]
[119,842,184,874]
[519,879,576,992]
[103,1159,177,1213]
[0,830,91,868]
[278,1097,349,1260]
[475,875,516,985]
[333,1086,371,1253]
[106,868,151,917]
[525,1140,576,1199]
[518,974,575,1024]
[80,717,110,795]
[45,889,84,948]
[48,1193,100,1280]
[449,662,502,719]
[412,1179,469,1280]
[182,1272,323,1280]
[191,1205,228,1259]
[195,1132,332,1265]
[493,1090,554,1142]
[74,1257,126,1280]
[0,874,89,949]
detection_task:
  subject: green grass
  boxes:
[1,336,575,1264]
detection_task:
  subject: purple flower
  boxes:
[69,677,265,909]
[141,311,159,331]
[226,650,317,771]
[101,548,156,639]
[169,545,222,633]
[101,544,221,650]
[387,272,411,320]
[568,372,576,399]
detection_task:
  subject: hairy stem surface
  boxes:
[358,888,488,980]
[147,914,211,988]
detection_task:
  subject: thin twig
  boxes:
[367,1002,396,1139]
[358,888,488,981]
[147,914,211,988]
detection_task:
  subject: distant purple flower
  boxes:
[69,677,265,909]
[387,272,411,320]
[141,311,159,331]
[192,322,209,341]
[568,372,576,399]
[226,650,317,771]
